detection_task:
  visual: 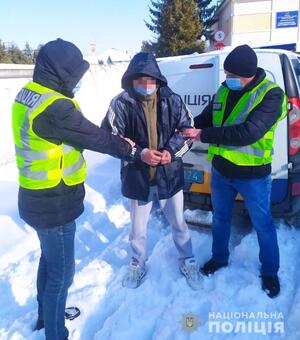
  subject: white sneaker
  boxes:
[122,259,147,289]
[180,257,202,290]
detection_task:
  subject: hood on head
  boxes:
[33,38,89,98]
[121,52,167,91]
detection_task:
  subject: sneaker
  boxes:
[180,257,202,290]
[65,306,81,320]
[33,305,81,332]
[261,275,280,298]
[122,259,147,289]
[200,258,228,276]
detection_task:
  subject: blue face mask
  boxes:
[225,78,245,91]
[72,79,82,94]
[133,85,156,96]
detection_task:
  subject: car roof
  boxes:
[157,47,299,62]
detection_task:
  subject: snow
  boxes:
[184,209,213,226]
[1,64,300,339]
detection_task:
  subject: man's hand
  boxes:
[183,128,202,142]
[160,150,172,165]
[141,148,163,166]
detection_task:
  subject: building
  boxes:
[208,0,300,51]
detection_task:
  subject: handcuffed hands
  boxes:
[160,149,172,165]
[141,148,172,166]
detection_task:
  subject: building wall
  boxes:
[233,13,271,32]
[210,0,300,50]
[210,1,233,46]
[270,0,300,45]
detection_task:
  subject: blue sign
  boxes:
[276,11,298,28]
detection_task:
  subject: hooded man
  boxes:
[12,38,136,340]
[101,52,202,290]
[184,44,287,298]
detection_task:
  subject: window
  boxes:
[291,58,300,90]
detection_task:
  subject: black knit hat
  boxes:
[224,45,257,77]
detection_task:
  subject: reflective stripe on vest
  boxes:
[16,145,86,179]
[208,77,288,166]
[12,82,87,189]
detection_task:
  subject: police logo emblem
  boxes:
[180,312,200,333]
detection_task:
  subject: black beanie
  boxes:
[224,45,257,77]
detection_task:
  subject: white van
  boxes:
[158,48,300,225]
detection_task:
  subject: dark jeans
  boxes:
[36,220,76,340]
[210,167,279,276]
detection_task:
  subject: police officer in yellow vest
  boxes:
[12,39,140,339]
[183,45,287,298]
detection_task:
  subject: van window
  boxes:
[291,58,300,90]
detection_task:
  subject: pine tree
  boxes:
[141,40,157,54]
[197,0,217,38]
[144,0,204,57]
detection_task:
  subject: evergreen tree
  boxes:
[197,0,217,39]
[144,0,204,57]
[141,40,157,54]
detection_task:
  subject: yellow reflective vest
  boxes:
[208,77,288,166]
[12,81,87,190]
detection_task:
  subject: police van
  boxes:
[158,48,300,225]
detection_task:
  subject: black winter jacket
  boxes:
[17,39,134,229]
[101,53,194,201]
[194,68,284,179]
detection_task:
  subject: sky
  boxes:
[0,0,155,56]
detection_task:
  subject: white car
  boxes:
[158,48,300,225]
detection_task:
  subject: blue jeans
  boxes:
[36,221,76,340]
[210,167,279,276]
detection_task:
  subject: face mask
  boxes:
[133,85,156,96]
[72,79,82,94]
[225,78,245,91]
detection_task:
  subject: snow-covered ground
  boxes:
[1,65,300,340]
